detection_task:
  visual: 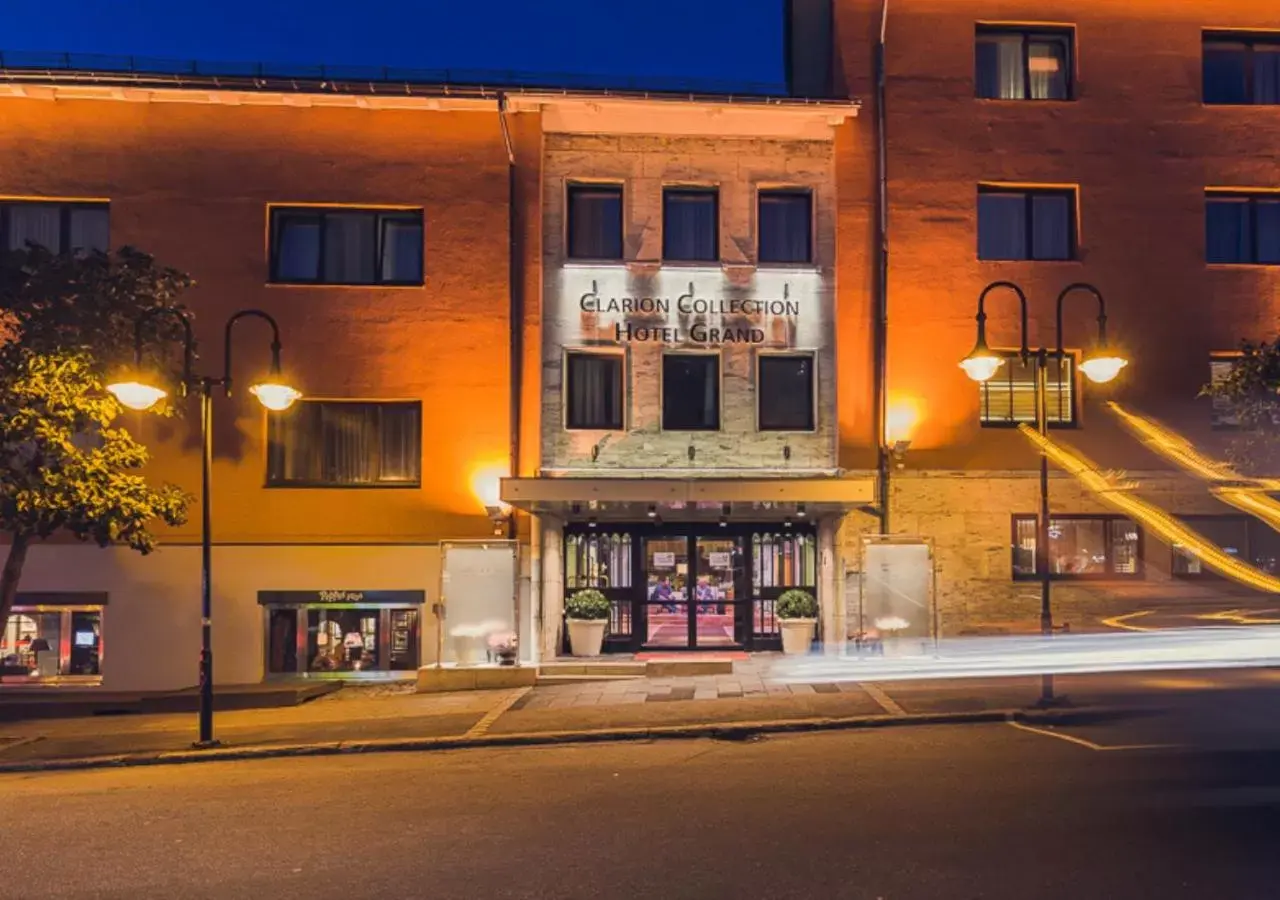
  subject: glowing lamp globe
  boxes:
[107,380,168,411]
[249,381,302,412]
[959,353,1004,383]
[1079,355,1128,384]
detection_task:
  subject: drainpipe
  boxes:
[498,93,522,541]
[873,0,891,535]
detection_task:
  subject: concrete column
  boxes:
[818,516,840,656]
[541,517,565,659]
[525,514,542,667]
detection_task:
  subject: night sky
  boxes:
[3,0,787,91]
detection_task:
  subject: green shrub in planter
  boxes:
[776,589,818,620]
[566,588,611,620]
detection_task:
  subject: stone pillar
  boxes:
[541,517,565,659]
[818,516,840,656]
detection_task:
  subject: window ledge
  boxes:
[1206,262,1280,269]
[975,97,1077,104]
[265,282,427,290]
[562,259,628,269]
[977,259,1083,265]
[263,482,423,490]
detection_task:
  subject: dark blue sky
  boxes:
[4,1,787,91]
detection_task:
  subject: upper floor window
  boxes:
[567,184,623,261]
[267,400,421,487]
[662,353,720,431]
[980,353,1075,427]
[270,207,423,285]
[758,190,813,264]
[565,351,624,431]
[758,353,816,432]
[1205,192,1280,264]
[663,188,718,262]
[1,201,109,255]
[978,186,1076,261]
[1012,515,1142,579]
[975,26,1072,100]
[1204,34,1280,105]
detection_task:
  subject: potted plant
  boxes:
[565,589,611,657]
[776,589,818,656]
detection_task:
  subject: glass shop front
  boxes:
[260,590,424,677]
[1,593,104,683]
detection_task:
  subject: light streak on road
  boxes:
[768,628,1280,685]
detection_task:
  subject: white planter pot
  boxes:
[779,618,817,656]
[567,618,608,658]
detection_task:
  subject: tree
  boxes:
[1200,339,1280,477]
[0,245,195,630]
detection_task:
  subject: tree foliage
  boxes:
[1199,340,1280,476]
[0,245,195,628]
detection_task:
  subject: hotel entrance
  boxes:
[563,523,818,653]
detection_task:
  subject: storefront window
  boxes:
[1012,515,1142,579]
[307,609,380,673]
[1,606,101,679]
[1172,516,1280,576]
[262,592,424,676]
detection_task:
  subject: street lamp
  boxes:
[107,308,300,748]
[960,281,1128,708]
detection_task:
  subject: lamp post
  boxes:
[960,281,1126,708]
[108,309,301,748]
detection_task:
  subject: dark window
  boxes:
[567,185,623,260]
[980,353,1075,427]
[1204,35,1280,105]
[662,354,720,431]
[1170,515,1280,577]
[976,27,1072,100]
[1,201,109,255]
[565,352,624,430]
[978,188,1075,260]
[267,400,422,487]
[1205,193,1280,264]
[758,354,815,431]
[663,188,718,262]
[1012,515,1142,579]
[758,190,813,264]
[269,207,423,285]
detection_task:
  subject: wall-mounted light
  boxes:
[796,503,807,519]
[890,439,911,470]
[720,502,730,528]
[784,516,793,529]
[647,503,657,519]
[587,516,597,529]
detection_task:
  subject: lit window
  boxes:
[976,27,1073,100]
[978,187,1076,261]
[1,201,109,255]
[1012,516,1142,579]
[663,188,718,262]
[1205,193,1280,265]
[1204,35,1280,105]
[269,207,423,285]
[979,353,1075,427]
[567,185,623,260]
[267,400,422,487]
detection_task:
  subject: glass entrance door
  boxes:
[693,537,738,647]
[644,537,689,647]
[642,534,745,649]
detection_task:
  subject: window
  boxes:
[267,400,422,487]
[269,207,423,285]
[565,352,624,430]
[663,188,718,262]
[1,201,109,255]
[2,597,103,680]
[1012,516,1142,579]
[662,354,720,431]
[1170,515,1280,576]
[978,187,1075,260]
[979,353,1075,427]
[1204,34,1280,105]
[758,354,815,431]
[567,184,623,260]
[758,190,813,264]
[1205,193,1280,265]
[1209,354,1242,429]
[976,27,1072,100]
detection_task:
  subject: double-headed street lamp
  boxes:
[108,309,301,748]
[960,281,1128,707]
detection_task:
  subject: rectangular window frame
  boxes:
[757,188,815,266]
[1209,351,1243,430]
[1170,514,1262,579]
[265,398,424,489]
[1203,32,1280,106]
[1205,191,1280,266]
[662,186,720,263]
[979,351,1077,428]
[977,185,1079,261]
[1011,514,1144,581]
[566,182,625,262]
[755,350,818,433]
[975,24,1076,101]
[0,199,110,255]
[563,348,627,432]
[660,351,722,433]
[267,205,425,287]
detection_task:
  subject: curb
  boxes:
[0,705,1141,775]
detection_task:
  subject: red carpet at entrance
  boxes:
[635,651,749,660]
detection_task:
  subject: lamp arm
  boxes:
[1054,282,1107,355]
[975,281,1031,359]
[222,309,284,393]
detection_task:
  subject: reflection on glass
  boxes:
[695,538,737,647]
[307,609,380,672]
[645,538,689,647]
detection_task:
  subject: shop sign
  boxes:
[708,552,732,569]
[652,552,676,568]
[257,590,426,607]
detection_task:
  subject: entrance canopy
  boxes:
[500,476,875,521]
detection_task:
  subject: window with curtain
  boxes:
[758,354,815,431]
[975,27,1072,100]
[1,201,109,255]
[269,207,423,285]
[1205,192,1280,264]
[979,353,1075,427]
[567,185,623,260]
[267,400,422,487]
[1012,515,1142,579]
[758,190,812,264]
[662,354,720,431]
[662,188,718,262]
[565,352,624,430]
[977,187,1076,260]
[1204,35,1280,105]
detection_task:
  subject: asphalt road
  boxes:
[6,695,1280,900]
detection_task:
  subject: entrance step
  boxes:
[538,662,647,677]
[537,657,735,681]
